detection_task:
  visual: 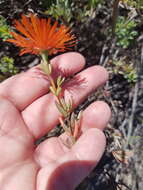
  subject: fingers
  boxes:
[35,101,109,188]
[22,66,109,138]
[0,52,85,110]
[0,97,33,168]
[59,100,111,143]
[71,128,106,162]
[81,101,111,132]
[63,65,109,106]
[37,129,106,190]
[34,100,110,165]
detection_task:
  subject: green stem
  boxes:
[40,51,52,76]
[41,51,49,65]
[40,51,76,145]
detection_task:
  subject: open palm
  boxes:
[0,53,111,190]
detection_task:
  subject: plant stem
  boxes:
[112,0,120,36]
[40,52,80,146]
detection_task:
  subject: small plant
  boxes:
[81,0,104,19]
[0,56,19,78]
[7,14,82,147]
[122,0,143,9]
[111,58,137,83]
[88,0,104,9]
[115,16,138,48]
[0,15,12,41]
[44,0,73,25]
[42,0,103,25]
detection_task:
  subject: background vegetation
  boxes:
[0,0,142,189]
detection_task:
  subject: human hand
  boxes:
[0,52,111,190]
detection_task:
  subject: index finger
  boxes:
[0,52,85,110]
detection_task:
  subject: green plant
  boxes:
[80,0,104,19]
[0,15,12,41]
[44,0,73,24]
[112,58,137,83]
[0,56,19,78]
[122,0,143,9]
[115,16,138,48]
[42,0,104,25]
[88,0,104,9]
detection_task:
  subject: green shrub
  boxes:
[0,56,19,80]
[87,0,104,9]
[41,0,104,24]
[45,0,73,24]
[112,58,137,83]
[123,0,143,9]
[0,15,12,41]
[115,16,138,48]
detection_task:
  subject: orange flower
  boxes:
[7,14,76,55]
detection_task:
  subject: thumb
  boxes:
[37,128,106,190]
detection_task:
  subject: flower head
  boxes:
[7,14,76,55]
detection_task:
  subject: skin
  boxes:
[0,52,111,190]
